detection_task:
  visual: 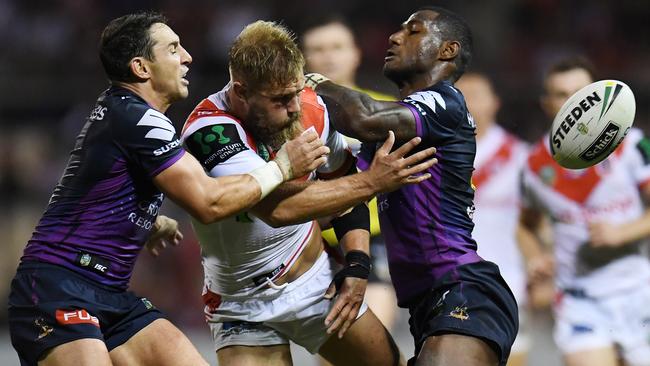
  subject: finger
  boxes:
[323,282,337,300]
[150,246,159,257]
[338,304,360,339]
[299,130,319,143]
[327,302,352,334]
[325,297,345,326]
[308,156,328,171]
[389,135,423,158]
[376,130,396,156]
[405,173,432,184]
[401,147,437,166]
[401,158,438,177]
[312,145,330,157]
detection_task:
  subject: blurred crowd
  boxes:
[1,0,649,353]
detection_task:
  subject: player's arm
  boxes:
[154,131,328,224]
[589,133,650,247]
[251,131,436,226]
[588,184,650,247]
[306,75,417,142]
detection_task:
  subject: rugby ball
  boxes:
[549,80,635,169]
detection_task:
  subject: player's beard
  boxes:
[244,109,304,151]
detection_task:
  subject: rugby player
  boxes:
[180,21,436,366]
[520,56,650,366]
[8,12,330,366]
[306,6,518,366]
[456,72,530,366]
[301,16,400,336]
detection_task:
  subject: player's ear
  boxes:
[129,57,150,80]
[232,81,248,102]
[439,40,460,61]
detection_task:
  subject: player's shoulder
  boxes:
[403,80,464,113]
[102,87,177,141]
[181,95,242,141]
[301,87,327,137]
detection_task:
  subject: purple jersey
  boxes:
[357,81,482,305]
[21,86,184,289]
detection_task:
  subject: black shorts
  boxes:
[405,261,518,366]
[8,261,164,366]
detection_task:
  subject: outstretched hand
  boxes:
[145,215,183,257]
[368,131,437,193]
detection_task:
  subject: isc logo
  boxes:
[55,309,100,327]
[94,263,108,272]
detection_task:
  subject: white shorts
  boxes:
[207,251,369,354]
[554,285,650,366]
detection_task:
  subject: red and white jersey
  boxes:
[521,128,650,297]
[473,125,529,304]
[180,85,352,297]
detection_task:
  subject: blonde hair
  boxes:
[229,21,304,92]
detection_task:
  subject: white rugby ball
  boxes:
[549,79,635,169]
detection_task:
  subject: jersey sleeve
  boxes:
[181,116,266,177]
[620,128,650,187]
[356,142,377,172]
[112,107,185,177]
[400,85,471,144]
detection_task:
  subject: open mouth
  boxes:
[385,50,397,61]
[181,70,189,85]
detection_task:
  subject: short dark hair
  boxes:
[419,6,473,82]
[99,12,168,83]
[544,55,596,82]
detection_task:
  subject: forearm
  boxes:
[315,82,415,142]
[259,172,376,226]
[616,210,650,244]
[516,223,546,263]
[339,230,371,255]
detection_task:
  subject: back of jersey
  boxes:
[22,86,185,289]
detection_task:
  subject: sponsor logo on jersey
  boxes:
[141,298,154,310]
[579,122,620,161]
[570,324,593,334]
[153,138,181,156]
[89,105,107,121]
[55,309,100,327]
[551,91,601,150]
[186,124,249,171]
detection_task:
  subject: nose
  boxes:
[388,31,402,45]
[180,45,193,65]
[286,95,300,114]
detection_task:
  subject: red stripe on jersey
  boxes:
[300,87,326,136]
[527,139,602,204]
[473,134,515,188]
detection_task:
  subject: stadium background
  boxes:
[0,0,648,364]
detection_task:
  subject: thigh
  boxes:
[40,338,112,366]
[608,287,650,366]
[416,334,498,366]
[109,318,207,366]
[8,265,105,365]
[318,309,405,366]
[218,344,292,366]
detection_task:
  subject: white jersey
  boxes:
[180,85,352,298]
[521,128,650,297]
[473,125,529,305]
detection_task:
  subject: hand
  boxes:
[588,222,623,247]
[275,130,329,180]
[145,215,183,257]
[323,276,368,339]
[526,253,554,284]
[367,131,437,193]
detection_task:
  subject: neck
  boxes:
[396,64,452,98]
[113,81,171,113]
